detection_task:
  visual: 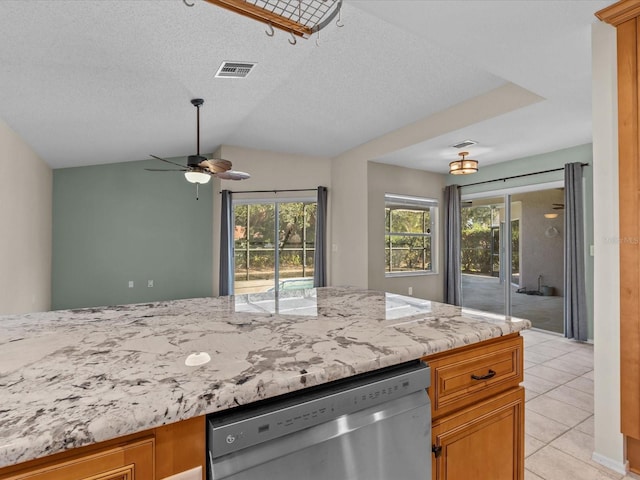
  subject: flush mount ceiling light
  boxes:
[544,213,559,219]
[449,152,479,175]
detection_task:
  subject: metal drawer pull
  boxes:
[471,369,496,381]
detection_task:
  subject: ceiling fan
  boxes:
[552,203,565,210]
[146,98,250,198]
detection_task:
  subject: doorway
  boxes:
[461,188,564,334]
[232,198,317,294]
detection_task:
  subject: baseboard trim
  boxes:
[592,452,629,475]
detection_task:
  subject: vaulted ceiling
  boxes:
[0,0,614,173]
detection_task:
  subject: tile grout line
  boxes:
[522,331,627,480]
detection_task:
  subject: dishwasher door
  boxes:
[208,361,431,480]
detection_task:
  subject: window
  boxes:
[233,198,317,294]
[385,193,438,275]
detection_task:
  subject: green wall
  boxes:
[447,143,594,339]
[52,159,213,310]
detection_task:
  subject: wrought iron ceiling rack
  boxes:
[200,0,343,38]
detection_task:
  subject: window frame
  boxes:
[384,193,438,277]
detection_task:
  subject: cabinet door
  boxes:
[4,438,154,480]
[432,387,524,480]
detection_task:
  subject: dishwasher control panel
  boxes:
[208,360,430,458]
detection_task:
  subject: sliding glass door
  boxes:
[460,197,512,316]
[233,198,316,294]
[461,188,564,334]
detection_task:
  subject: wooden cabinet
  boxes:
[423,334,524,480]
[0,438,154,480]
[0,417,205,480]
[432,388,524,480]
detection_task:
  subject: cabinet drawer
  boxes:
[425,335,523,419]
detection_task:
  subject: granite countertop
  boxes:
[0,286,530,468]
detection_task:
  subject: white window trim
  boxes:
[385,193,439,276]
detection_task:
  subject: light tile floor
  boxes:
[522,329,638,480]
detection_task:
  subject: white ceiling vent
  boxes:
[451,139,478,149]
[215,62,256,79]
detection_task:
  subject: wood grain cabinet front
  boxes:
[431,387,525,480]
[0,416,206,480]
[428,335,523,420]
[423,333,525,480]
[1,438,154,480]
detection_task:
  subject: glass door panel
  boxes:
[461,189,564,334]
[233,200,317,295]
[234,203,276,294]
[277,202,316,291]
[509,188,564,333]
[461,200,505,316]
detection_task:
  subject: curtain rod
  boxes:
[220,188,318,194]
[459,163,590,188]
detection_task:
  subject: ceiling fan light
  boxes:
[544,213,559,219]
[449,151,479,175]
[184,171,211,184]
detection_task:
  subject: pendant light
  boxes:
[449,151,479,175]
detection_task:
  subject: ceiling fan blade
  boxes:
[150,154,189,169]
[215,170,251,180]
[144,168,188,172]
[199,158,232,174]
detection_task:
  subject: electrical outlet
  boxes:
[128,281,134,288]
[408,286,413,296]
[148,280,154,288]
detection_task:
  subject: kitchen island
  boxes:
[0,286,529,478]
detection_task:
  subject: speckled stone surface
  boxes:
[0,287,529,468]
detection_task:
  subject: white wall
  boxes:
[0,118,52,314]
[367,161,445,300]
[330,156,369,288]
[212,145,332,295]
[592,21,625,472]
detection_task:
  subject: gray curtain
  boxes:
[564,163,588,341]
[444,185,462,305]
[219,190,234,296]
[314,186,328,287]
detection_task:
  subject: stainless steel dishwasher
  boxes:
[207,360,431,480]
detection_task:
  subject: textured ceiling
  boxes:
[0,0,614,172]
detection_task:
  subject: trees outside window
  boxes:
[461,205,520,279]
[461,206,492,275]
[385,194,437,275]
[233,200,316,293]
